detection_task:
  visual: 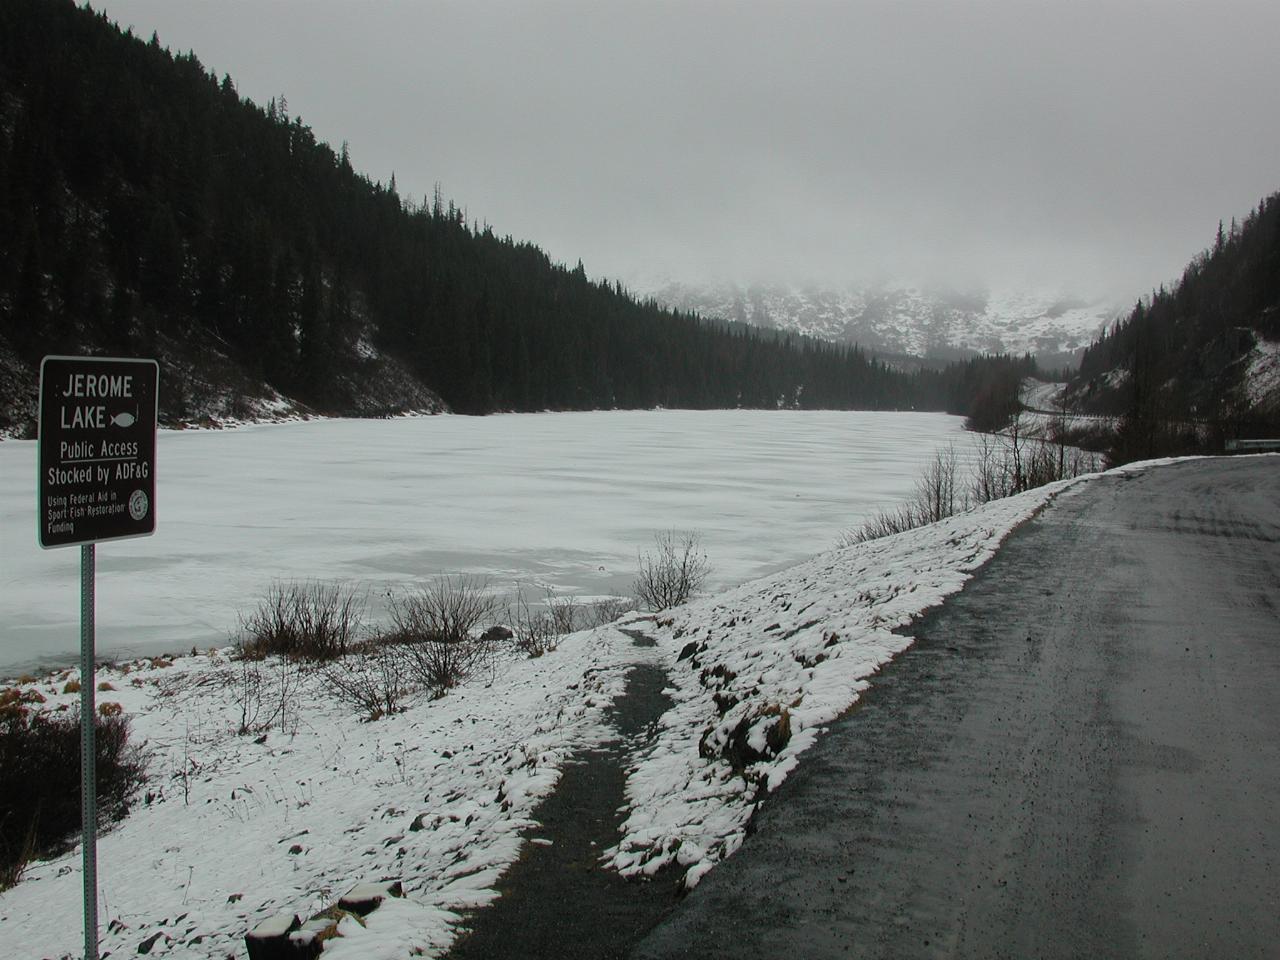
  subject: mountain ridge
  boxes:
[646,281,1119,367]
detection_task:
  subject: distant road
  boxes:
[632,457,1280,959]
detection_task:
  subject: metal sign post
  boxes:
[37,356,158,960]
[80,543,97,960]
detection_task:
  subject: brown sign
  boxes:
[38,356,159,548]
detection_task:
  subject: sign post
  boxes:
[37,356,158,960]
[79,542,97,960]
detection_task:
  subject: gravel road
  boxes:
[633,457,1280,959]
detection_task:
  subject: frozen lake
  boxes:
[0,410,971,673]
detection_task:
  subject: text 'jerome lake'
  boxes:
[58,371,138,430]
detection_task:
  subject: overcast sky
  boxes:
[93,0,1280,301]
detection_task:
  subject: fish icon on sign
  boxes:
[110,409,137,428]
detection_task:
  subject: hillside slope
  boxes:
[1068,193,1280,451]
[0,0,951,436]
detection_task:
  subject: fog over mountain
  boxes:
[91,0,1280,303]
[647,281,1119,366]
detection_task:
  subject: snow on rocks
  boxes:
[1243,337,1280,411]
[604,476,1090,889]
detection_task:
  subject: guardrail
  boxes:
[1225,439,1280,453]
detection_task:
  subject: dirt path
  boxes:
[632,457,1280,959]
[446,630,680,959]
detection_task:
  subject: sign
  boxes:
[38,355,159,549]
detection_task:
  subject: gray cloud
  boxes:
[95,0,1280,300]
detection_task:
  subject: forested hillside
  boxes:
[1069,192,1280,458]
[1,0,1021,436]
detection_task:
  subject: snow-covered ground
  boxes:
[0,452,1138,960]
[0,411,974,674]
[1243,337,1280,411]
[0,627,638,959]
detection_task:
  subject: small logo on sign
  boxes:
[128,489,149,521]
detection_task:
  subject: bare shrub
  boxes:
[546,592,580,635]
[0,709,145,889]
[235,656,304,735]
[0,817,36,891]
[389,576,500,695]
[970,432,1010,505]
[237,581,364,661]
[844,428,1104,548]
[914,443,964,523]
[836,503,923,547]
[508,584,557,658]
[633,530,711,611]
[396,634,481,696]
[320,642,410,720]
[971,422,1100,505]
[840,446,966,546]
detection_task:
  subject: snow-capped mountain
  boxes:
[649,281,1120,364]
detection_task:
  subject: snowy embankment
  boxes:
[2,470,1103,959]
[605,477,1086,888]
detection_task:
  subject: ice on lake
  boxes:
[0,410,972,673]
